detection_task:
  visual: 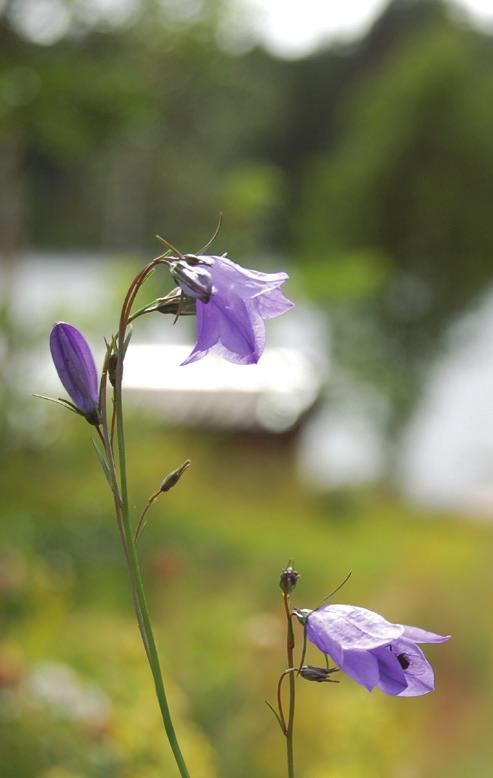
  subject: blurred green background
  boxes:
[1,0,493,776]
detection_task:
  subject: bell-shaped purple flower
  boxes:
[303,604,450,697]
[50,322,100,425]
[180,255,294,365]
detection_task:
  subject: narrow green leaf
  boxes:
[33,394,80,414]
[92,439,114,492]
[123,325,133,356]
[265,701,285,734]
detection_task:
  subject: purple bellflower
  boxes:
[298,604,450,697]
[174,255,293,365]
[50,322,100,425]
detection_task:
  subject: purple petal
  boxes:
[183,295,265,365]
[307,605,404,662]
[50,322,99,419]
[181,297,220,365]
[214,296,265,364]
[338,648,380,691]
[400,625,451,644]
[371,645,408,696]
[390,639,436,697]
[253,288,295,320]
[200,255,289,295]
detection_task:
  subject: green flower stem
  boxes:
[110,328,191,778]
[114,404,191,776]
[97,373,150,660]
[96,258,191,777]
[283,593,296,778]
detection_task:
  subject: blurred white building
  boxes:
[399,291,493,516]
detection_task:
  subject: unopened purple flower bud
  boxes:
[280,564,300,595]
[171,260,214,302]
[50,322,100,426]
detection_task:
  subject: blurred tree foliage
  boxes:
[297,0,493,416]
[2,0,493,419]
[0,0,290,254]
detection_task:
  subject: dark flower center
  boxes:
[397,653,410,670]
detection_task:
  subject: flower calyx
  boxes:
[292,608,312,626]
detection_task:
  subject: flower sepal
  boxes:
[292,608,312,626]
[33,394,86,416]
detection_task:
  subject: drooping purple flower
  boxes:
[300,604,450,697]
[50,322,100,425]
[176,255,294,365]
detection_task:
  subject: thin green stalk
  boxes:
[112,326,191,778]
[283,593,296,778]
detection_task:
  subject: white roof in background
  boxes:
[124,344,323,432]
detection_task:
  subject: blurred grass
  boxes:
[1,416,491,777]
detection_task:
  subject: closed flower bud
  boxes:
[107,353,118,387]
[299,665,339,683]
[155,290,196,317]
[280,564,300,595]
[160,459,191,493]
[50,322,100,426]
